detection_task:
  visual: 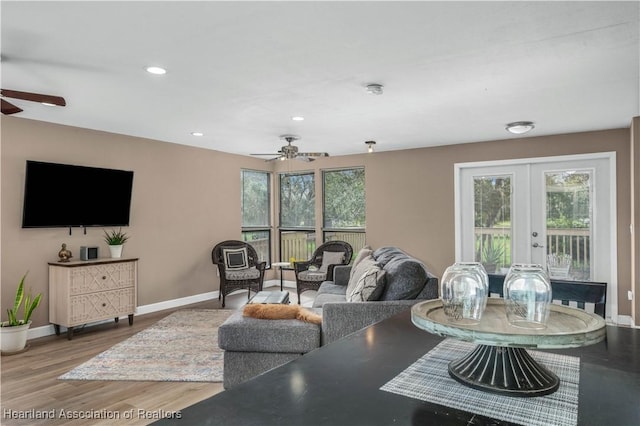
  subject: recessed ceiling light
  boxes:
[191,132,204,137]
[506,121,535,134]
[291,116,305,121]
[145,66,167,75]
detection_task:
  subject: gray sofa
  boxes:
[218,246,438,388]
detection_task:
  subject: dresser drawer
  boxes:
[69,261,136,294]
[69,287,136,326]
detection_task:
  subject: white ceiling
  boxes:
[2,1,639,157]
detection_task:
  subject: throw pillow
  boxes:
[350,245,373,278]
[347,266,386,302]
[222,247,249,270]
[319,251,345,273]
[345,255,377,297]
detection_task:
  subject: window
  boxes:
[279,172,315,262]
[323,168,366,254]
[241,170,271,265]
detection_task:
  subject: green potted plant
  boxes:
[1,272,42,354]
[481,241,504,274]
[104,228,129,258]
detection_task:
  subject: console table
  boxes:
[49,257,138,340]
[154,309,639,426]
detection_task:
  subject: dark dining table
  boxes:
[155,309,640,426]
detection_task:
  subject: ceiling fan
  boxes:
[251,135,329,162]
[1,89,66,115]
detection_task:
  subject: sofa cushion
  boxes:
[345,255,378,297]
[317,282,348,296]
[379,255,428,301]
[219,310,320,353]
[350,246,373,278]
[319,251,346,273]
[225,267,260,280]
[312,292,347,308]
[346,266,386,302]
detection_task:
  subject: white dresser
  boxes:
[49,257,138,340]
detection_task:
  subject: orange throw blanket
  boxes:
[243,304,322,325]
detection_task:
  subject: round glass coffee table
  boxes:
[411,298,606,397]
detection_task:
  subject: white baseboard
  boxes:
[616,315,639,328]
[28,290,221,340]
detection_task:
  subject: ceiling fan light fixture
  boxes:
[365,140,376,153]
[145,66,167,75]
[506,121,535,134]
[365,83,384,95]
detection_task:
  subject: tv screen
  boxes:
[22,161,134,228]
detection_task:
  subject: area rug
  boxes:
[381,338,580,426]
[59,309,233,382]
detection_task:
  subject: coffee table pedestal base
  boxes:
[448,344,560,397]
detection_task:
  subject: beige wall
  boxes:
[632,117,640,324]
[1,116,636,327]
[1,116,270,327]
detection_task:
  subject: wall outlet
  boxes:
[628,290,634,301]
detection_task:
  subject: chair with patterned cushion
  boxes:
[212,240,266,307]
[294,241,353,304]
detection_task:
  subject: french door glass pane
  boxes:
[474,175,512,274]
[545,171,592,280]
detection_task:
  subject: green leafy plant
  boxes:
[2,272,42,327]
[481,241,504,266]
[103,228,129,245]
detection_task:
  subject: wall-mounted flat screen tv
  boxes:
[22,160,134,228]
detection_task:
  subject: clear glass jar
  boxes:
[503,264,552,329]
[441,262,489,325]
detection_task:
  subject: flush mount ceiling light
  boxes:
[365,83,384,95]
[506,121,535,134]
[365,140,376,153]
[145,66,167,75]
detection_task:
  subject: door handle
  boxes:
[532,242,544,248]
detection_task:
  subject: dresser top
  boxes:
[48,257,139,267]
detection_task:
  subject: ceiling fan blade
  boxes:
[295,156,315,162]
[251,153,281,156]
[265,156,284,162]
[1,99,23,115]
[1,89,66,106]
[298,152,329,158]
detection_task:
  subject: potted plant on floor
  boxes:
[1,272,42,354]
[104,228,129,258]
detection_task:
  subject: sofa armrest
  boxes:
[321,300,421,345]
[332,265,352,286]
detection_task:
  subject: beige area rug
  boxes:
[58,309,233,382]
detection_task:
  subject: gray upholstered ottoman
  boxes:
[218,310,321,389]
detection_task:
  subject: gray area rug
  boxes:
[381,338,580,426]
[59,309,233,382]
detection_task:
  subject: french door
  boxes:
[455,153,617,321]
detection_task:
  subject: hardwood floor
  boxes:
[1,284,313,425]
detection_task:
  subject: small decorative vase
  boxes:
[504,264,552,329]
[108,244,123,258]
[441,262,489,325]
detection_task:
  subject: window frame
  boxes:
[241,169,272,267]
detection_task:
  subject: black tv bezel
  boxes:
[21,160,134,229]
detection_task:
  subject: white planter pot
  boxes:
[1,321,31,354]
[109,244,124,258]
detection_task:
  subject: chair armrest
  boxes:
[294,261,312,274]
[332,265,352,286]
[321,300,422,345]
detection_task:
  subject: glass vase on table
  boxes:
[503,264,552,329]
[441,262,489,325]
